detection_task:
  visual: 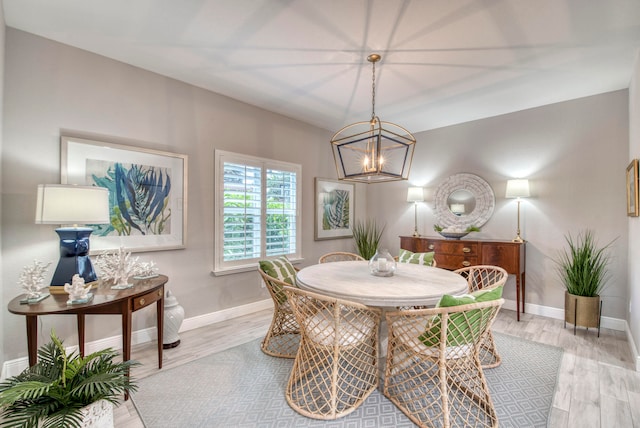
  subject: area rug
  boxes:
[132,333,562,427]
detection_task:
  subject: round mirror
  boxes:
[447,189,476,216]
[434,173,495,228]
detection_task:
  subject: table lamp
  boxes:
[407,187,424,237]
[35,184,110,286]
[505,179,530,243]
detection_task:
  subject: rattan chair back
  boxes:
[257,267,300,358]
[283,286,381,420]
[384,298,504,428]
[318,251,365,263]
[453,265,508,368]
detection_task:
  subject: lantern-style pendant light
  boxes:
[330,54,416,183]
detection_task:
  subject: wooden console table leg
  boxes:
[76,313,86,357]
[515,275,521,322]
[521,272,526,315]
[122,303,133,401]
[25,315,38,366]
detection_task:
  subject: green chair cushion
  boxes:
[398,249,435,266]
[419,286,503,347]
[259,256,297,303]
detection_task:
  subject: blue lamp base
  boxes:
[50,227,98,286]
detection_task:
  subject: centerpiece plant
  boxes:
[352,219,385,260]
[0,330,139,428]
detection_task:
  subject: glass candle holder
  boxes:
[369,248,397,277]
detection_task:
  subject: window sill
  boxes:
[212,257,304,276]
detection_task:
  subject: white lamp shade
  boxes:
[407,187,424,202]
[35,184,110,224]
[505,179,530,199]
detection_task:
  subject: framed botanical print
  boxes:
[61,136,188,252]
[314,177,355,240]
[627,159,638,217]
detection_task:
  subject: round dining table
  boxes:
[296,260,468,308]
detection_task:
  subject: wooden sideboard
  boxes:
[400,236,526,321]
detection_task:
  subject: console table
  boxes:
[400,236,526,321]
[8,275,167,368]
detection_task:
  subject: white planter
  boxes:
[39,400,113,428]
[79,400,113,428]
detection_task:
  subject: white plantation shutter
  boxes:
[215,151,301,273]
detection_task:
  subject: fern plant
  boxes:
[556,230,614,297]
[352,219,385,260]
[0,330,139,428]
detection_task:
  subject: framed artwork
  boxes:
[314,177,355,240]
[61,136,188,253]
[627,159,639,217]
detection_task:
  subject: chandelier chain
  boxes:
[371,59,376,120]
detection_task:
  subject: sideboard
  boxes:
[400,236,526,321]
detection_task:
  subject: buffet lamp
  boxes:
[505,179,530,243]
[407,187,424,237]
[35,184,110,286]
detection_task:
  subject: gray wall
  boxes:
[0,29,363,362]
[0,3,5,368]
[369,91,629,320]
[0,27,632,364]
[629,51,640,366]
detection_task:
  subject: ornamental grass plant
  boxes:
[0,330,139,428]
[556,230,614,297]
[352,219,385,260]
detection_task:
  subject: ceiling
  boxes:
[3,0,640,134]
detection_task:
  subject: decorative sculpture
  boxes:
[18,260,52,303]
[135,261,159,279]
[94,246,140,289]
[64,274,93,304]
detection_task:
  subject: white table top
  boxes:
[296,261,468,307]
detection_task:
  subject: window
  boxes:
[214,150,301,274]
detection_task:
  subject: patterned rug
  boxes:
[132,333,562,427]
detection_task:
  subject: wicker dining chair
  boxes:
[453,265,508,368]
[384,298,504,428]
[318,251,365,263]
[282,286,381,420]
[257,257,301,358]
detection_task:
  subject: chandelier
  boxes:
[330,53,416,183]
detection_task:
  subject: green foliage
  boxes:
[556,230,615,297]
[352,219,385,260]
[433,224,480,232]
[0,330,139,428]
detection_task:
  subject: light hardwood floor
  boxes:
[114,308,640,427]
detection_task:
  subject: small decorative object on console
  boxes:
[134,260,159,279]
[369,248,397,277]
[18,260,52,304]
[434,224,480,239]
[64,274,93,304]
[95,246,140,289]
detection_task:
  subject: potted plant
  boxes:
[352,219,385,260]
[556,230,614,330]
[0,330,138,428]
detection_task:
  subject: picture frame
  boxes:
[314,177,355,240]
[61,136,188,253]
[627,159,639,217]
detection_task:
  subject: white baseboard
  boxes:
[1,299,273,380]
[502,298,627,331]
[3,298,635,378]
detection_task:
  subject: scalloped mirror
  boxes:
[434,173,495,228]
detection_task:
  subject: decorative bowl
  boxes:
[437,231,470,240]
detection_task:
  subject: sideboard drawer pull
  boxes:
[139,298,146,306]
[462,261,471,267]
[428,244,435,250]
[462,247,471,253]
